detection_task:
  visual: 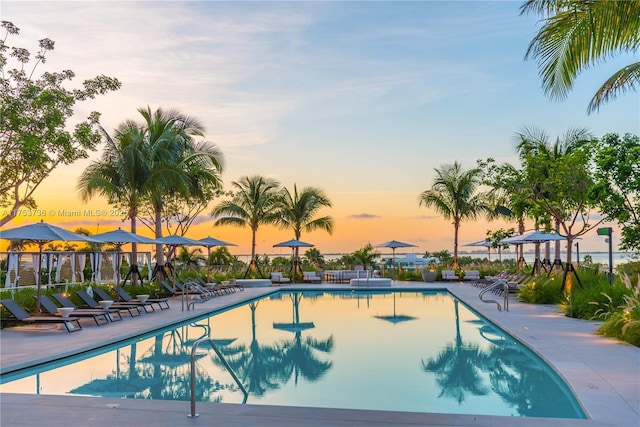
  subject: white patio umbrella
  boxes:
[0,220,100,315]
[376,240,417,280]
[519,231,566,275]
[463,239,493,261]
[273,239,314,284]
[91,228,158,300]
[197,236,236,283]
[156,235,203,311]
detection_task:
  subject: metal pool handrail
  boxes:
[479,280,509,312]
[188,336,248,418]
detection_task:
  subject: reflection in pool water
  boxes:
[0,290,585,419]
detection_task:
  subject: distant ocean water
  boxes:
[239,251,638,268]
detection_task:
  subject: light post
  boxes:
[597,227,613,284]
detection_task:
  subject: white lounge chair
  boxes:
[441,270,459,281]
[270,272,291,284]
[303,271,322,283]
[463,270,481,281]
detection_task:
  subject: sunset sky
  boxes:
[2,1,638,257]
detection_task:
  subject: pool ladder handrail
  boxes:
[479,280,509,312]
[188,336,248,418]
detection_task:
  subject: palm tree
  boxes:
[521,0,640,113]
[351,243,380,271]
[211,175,281,275]
[77,121,148,279]
[137,107,224,265]
[418,162,489,268]
[273,184,334,275]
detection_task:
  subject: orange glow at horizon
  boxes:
[2,164,512,256]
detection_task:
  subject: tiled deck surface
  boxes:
[1,281,639,427]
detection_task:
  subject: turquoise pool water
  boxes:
[0,290,585,418]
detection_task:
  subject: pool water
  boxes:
[0,290,586,418]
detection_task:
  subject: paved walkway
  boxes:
[1,282,639,427]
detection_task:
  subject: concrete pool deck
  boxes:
[1,281,639,427]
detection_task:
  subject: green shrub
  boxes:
[518,277,564,304]
[595,274,640,347]
[559,269,632,319]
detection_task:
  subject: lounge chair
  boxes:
[37,295,112,326]
[303,271,322,283]
[0,299,82,332]
[114,287,170,310]
[74,290,141,317]
[463,270,481,281]
[270,272,290,284]
[92,288,156,313]
[51,293,124,321]
[159,280,209,303]
[441,270,459,281]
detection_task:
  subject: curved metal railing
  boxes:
[479,280,510,312]
[188,336,248,418]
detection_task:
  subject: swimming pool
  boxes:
[0,290,585,418]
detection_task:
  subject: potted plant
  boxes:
[422,261,438,282]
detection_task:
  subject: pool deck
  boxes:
[1,281,639,427]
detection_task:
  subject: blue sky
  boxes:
[3,1,639,255]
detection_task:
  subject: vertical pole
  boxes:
[608,233,613,285]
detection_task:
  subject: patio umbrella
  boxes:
[519,231,566,275]
[92,228,157,300]
[0,220,100,315]
[156,235,203,311]
[517,230,566,274]
[374,292,416,325]
[376,240,417,280]
[197,236,236,283]
[463,239,492,261]
[273,239,314,284]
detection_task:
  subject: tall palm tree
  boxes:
[77,121,148,276]
[273,184,334,274]
[137,107,224,265]
[521,0,640,113]
[211,175,281,274]
[418,162,489,268]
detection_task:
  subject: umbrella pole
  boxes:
[115,245,121,301]
[36,243,43,315]
[206,247,211,284]
[392,248,396,282]
[291,247,295,285]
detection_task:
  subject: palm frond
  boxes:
[588,61,640,113]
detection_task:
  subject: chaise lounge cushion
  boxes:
[270,272,291,283]
[441,270,459,280]
[303,271,322,283]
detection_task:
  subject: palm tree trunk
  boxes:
[155,206,164,266]
[453,221,460,269]
[251,226,257,270]
[130,208,138,286]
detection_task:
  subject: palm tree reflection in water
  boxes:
[423,300,584,417]
[422,300,490,404]
[274,293,333,386]
[219,294,334,399]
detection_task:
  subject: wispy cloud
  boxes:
[348,213,380,219]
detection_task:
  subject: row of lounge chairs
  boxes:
[1,277,245,333]
[470,272,529,296]
[0,287,171,332]
[158,278,243,302]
